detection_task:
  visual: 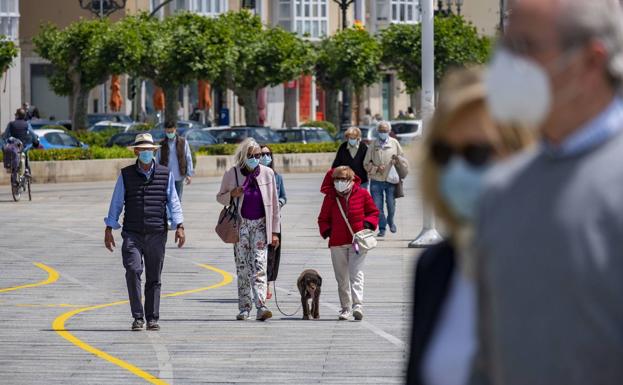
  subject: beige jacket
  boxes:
[216,165,280,242]
[363,137,404,182]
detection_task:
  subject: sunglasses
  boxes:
[431,141,495,167]
[261,152,272,157]
[247,154,262,159]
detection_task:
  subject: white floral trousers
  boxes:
[234,218,268,311]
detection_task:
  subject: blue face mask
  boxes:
[439,158,488,222]
[246,157,260,170]
[166,132,176,139]
[138,150,154,164]
[348,138,359,147]
[260,154,272,166]
[378,132,389,141]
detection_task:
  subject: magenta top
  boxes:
[240,166,265,220]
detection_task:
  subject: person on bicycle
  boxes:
[2,108,37,174]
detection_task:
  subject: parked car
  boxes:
[335,125,377,144]
[107,128,216,151]
[88,121,145,134]
[209,126,283,145]
[389,120,422,144]
[30,120,64,130]
[35,129,88,150]
[280,127,334,144]
[105,131,150,147]
[153,120,206,131]
[150,128,217,151]
[87,113,133,127]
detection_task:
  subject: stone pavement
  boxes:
[0,172,423,385]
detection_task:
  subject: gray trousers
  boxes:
[121,230,167,321]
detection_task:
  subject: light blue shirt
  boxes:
[155,137,194,181]
[104,160,184,230]
[544,96,623,158]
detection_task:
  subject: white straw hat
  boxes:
[128,133,160,149]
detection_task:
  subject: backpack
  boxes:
[3,141,21,172]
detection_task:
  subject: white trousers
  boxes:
[330,245,367,311]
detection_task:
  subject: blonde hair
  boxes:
[234,138,261,168]
[332,166,355,180]
[421,67,534,235]
[344,126,362,139]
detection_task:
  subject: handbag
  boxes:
[393,155,409,179]
[336,197,377,254]
[215,168,240,244]
[394,179,405,199]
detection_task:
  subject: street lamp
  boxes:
[332,0,356,129]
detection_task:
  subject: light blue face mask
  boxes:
[138,150,154,164]
[260,154,272,166]
[378,132,389,141]
[348,138,359,147]
[166,132,176,139]
[246,157,260,170]
[439,157,488,222]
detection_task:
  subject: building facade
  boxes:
[0,0,21,130]
[15,0,501,129]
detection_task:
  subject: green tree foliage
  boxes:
[125,12,233,122]
[315,27,382,127]
[33,19,145,130]
[0,36,18,73]
[217,11,314,125]
[380,15,492,94]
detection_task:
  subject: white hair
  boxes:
[377,120,392,132]
[558,0,623,86]
[234,138,261,167]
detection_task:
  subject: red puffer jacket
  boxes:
[318,169,380,247]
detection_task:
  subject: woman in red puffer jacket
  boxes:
[318,166,379,321]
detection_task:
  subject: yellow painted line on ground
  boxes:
[52,262,233,385]
[0,262,59,293]
[14,303,83,308]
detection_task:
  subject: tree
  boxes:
[34,19,144,130]
[126,12,234,122]
[315,27,382,127]
[380,15,492,104]
[0,36,18,73]
[217,11,314,125]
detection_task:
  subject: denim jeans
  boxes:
[174,180,184,202]
[370,180,396,232]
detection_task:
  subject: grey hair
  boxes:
[558,0,623,87]
[377,120,392,132]
[234,138,261,167]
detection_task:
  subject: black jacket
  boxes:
[406,240,456,385]
[332,141,369,184]
[121,162,170,234]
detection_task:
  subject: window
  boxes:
[391,0,419,24]
[278,0,328,39]
[186,0,228,17]
[0,0,19,40]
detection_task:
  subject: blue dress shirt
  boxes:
[544,96,623,158]
[104,161,184,230]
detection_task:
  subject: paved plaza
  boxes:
[0,172,423,385]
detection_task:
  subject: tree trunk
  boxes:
[238,88,259,126]
[325,88,339,128]
[163,84,178,123]
[409,92,419,118]
[71,80,89,131]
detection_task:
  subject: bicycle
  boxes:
[3,139,31,202]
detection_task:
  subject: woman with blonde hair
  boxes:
[332,126,370,189]
[406,67,533,385]
[217,138,280,321]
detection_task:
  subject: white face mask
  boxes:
[485,48,552,128]
[334,180,352,193]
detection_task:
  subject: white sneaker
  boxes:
[236,310,250,320]
[352,306,363,321]
[338,309,351,321]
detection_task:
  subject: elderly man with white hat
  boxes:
[104,132,185,331]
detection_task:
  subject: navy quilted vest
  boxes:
[121,161,169,234]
